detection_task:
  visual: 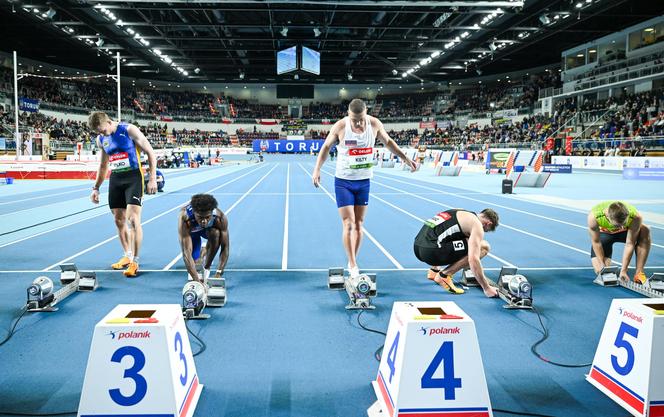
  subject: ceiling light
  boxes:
[576,2,583,8]
[539,14,551,25]
[431,50,441,58]
[280,27,288,37]
[401,72,407,77]
[313,27,321,37]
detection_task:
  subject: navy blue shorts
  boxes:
[190,229,208,260]
[334,177,370,208]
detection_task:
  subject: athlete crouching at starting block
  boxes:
[178,194,229,283]
[413,208,499,298]
[588,201,651,284]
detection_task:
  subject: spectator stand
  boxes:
[505,149,551,187]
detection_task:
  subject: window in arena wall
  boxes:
[587,48,597,64]
[566,52,586,70]
[629,23,664,51]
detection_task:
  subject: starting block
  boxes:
[345,273,377,310]
[368,301,492,417]
[496,267,533,310]
[327,268,377,309]
[328,267,345,290]
[79,304,203,417]
[594,266,619,287]
[461,268,479,287]
[26,263,98,312]
[646,273,664,292]
[207,277,227,307]
[587,298,664,417]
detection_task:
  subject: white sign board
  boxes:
[78,304,203,417]
[370,302,492,417]
[587,298,664,417]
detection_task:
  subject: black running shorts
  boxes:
[590,230,629,259]
[108,169,144,209]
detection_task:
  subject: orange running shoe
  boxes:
[123,261,139,277]
[434,273,465,294]
[111,256,131,270]
[427,268,440,280]
[634,272,646,285]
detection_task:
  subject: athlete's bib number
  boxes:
[109,152,131,172]
[348,147,373,169]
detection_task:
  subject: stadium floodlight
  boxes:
[45,8,56,19]
[489,42,497,51]
[539,14,551,25]
[280,27,288,37]
[313,27,321,37]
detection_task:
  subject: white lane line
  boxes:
[320,167,517,268]
[297,163,404,270]
[0,186,91,206]
[43,163,269,271]
[5,266,664,273]
[162,163,279,271]
[282,163,290,271]
[371,178,623,266]
[0,163,258,249]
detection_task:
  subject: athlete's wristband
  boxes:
[92,186,100,191]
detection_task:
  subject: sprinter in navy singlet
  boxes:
[178,194,230,283]
[89,111,158,277]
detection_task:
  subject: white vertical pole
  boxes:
[116,52,121,121]
[13,51,20,160]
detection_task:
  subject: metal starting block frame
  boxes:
[26,264,98,312]
[594,266,619,287]
[617,273,664,298]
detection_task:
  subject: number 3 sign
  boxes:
[78,304,203,417]
[369,301,493,417]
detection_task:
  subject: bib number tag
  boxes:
[426,211,451,228]
[348,147,373,169]
[109,152,132,172]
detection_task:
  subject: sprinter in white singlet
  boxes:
[312,99,417,277]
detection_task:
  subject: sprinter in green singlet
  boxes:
[587,201,652,284]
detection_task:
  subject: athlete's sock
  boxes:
[126,250,134,261]
[132,256,139,264]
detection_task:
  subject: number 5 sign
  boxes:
[369,302,493,417]
[587,298,664,417]
[78,304,204,417]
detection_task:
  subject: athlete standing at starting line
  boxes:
[89,112,158,277]
[312,98,417,278]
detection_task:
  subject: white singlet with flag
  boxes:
[335,116,376,180]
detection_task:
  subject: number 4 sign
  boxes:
[78,304,203,417]
[587,298,664,417]
[368,301,493,417]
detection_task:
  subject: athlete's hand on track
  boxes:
[312,169,321,188]
[483,286,499,298]
[146,178,158,194]
[90,189,100,204]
